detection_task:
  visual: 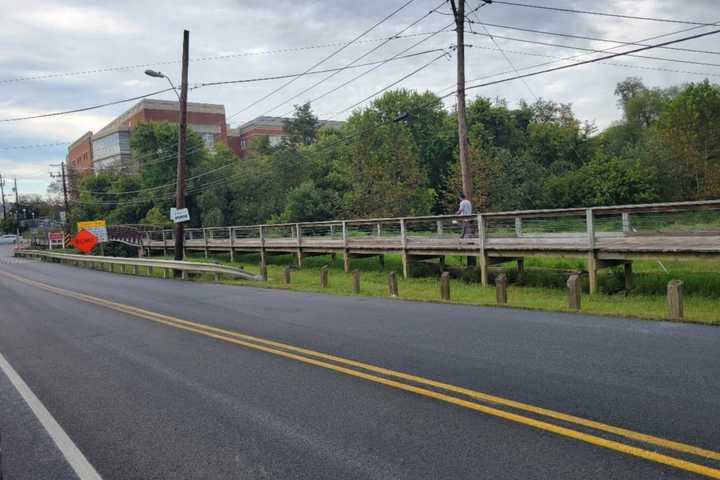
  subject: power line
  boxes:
[227,0,418,121]
[464,30,720,69]
[0,32,435,86]
[332,49,451,117]
[258,0,447,117]
[470,21,720,57]
[458,19,720,90]
[454,28,720,95]
[0,88,174,123]
[490,1,715,27]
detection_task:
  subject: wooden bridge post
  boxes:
[667,280,684,321]
[514,217,523,237]
[296,224,303,268]
[203,228,209,258]
[342,221,350,273]
[586,208,598,294]
[229,227,235,263]
[624,262,634,290]
[440,272,450,301]
[162,230,168,256]
[496,273,508,304]
[622,212,631,235]
[478,214,489,286]
[437,220,444,236]
[400,219,410,278]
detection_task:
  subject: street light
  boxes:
[144,31,189,265]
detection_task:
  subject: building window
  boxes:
[240,138,246,149]
[268,135,284,147]
[201,132,215,150]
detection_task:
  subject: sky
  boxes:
[0,0,718,195]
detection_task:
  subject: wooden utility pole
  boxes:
[0,174,6,220]
[175,29,189,262]
[450,0,473,202]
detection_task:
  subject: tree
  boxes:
[277,180,338,223]
[285,103,320,146]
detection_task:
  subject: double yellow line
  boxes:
[2,269,719,478]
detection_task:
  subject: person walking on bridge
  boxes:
[456,193,473,238]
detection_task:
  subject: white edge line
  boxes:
[0,352,103,480]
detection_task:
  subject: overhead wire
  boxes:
[258,0,447,117]
[490,1,716,27]
[226,0,418,121]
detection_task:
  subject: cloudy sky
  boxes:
[0,0,718,195]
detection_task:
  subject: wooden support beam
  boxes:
[260,263,268,281]
[624,262,633,291]
[517,258,525,273]
[479,253,489,287]
[401,252,411,279]
[343,250,350,273]
[229,227,235,262]
[667,280,684,321]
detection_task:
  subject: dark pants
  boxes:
[460,220,473,239]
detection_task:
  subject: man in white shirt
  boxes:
[456,193,473,238]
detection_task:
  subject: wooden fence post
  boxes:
[320,265,329,288]
[440,272,450,301]
[567,274,581,310]
[283,266,291,284]
[229,227,235,263]
[496,273,508,304]
[667,280,684,321]
[586,209,598,294]
[352,269,360,294]
[203,228,209,258]
[478,214,488,286]
[342,221,350,273]
[514,217,523,237]
[622,212,631,235]
[388,271,399,297]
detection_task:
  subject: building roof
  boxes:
[67,131,92,152]
[229,116,344,137]
[94,99,225,139]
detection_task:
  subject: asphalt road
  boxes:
[0,245,719,479]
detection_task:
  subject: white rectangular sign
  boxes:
[170,208,190,224]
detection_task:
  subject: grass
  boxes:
[159,251,720,326]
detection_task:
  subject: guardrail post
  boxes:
[229,227,235,263]
[515,217,523,237]
[440,272,450,301]
[496,273,508,304]
[352,269,360,294]
[400,219,410,278]
[259,226,266,267]
[586,208,598,294]
[567,274,581,310]
[320,265,329,288]
[342,221,350,273]
[667,280,684,321]
[203,229,209,258]
[622,212,631,235]
[388,271,399,297]
[478,214,488,287]
[296,224,303,268]
[283,265,291,284]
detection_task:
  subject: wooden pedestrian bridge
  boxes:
[140,199,720,294]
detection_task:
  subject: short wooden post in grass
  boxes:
[352,270,360,294]
[667,280,684,321]
[496,273,508,304]
[320,265,329,288]
[388,271,399,297]
[283,266,291,284]
[567,274,581,310]
[440,272,450,301]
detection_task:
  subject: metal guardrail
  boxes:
[14,250,263,281]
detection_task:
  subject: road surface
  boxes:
[0,245,718,479]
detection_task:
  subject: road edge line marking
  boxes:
[2,270,720,478]
[0,352,103,480]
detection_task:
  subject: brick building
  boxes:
[66,131,93,193]
[91,99,227,172]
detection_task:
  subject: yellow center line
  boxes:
[2,270,719,479]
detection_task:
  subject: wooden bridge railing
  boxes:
[142,199,720,293]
